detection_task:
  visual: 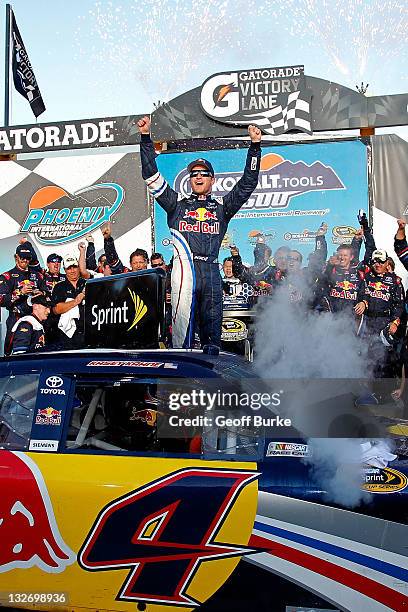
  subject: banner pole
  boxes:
[4,3,11,127]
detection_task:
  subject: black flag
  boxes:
[10,10,45,118]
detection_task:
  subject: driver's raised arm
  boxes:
[223,124,261,220]
[138,116,178,214]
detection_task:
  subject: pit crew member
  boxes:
[354,249,404,377]
[0,244,47,355]
[51,254,86,349]
[10,294,51,355]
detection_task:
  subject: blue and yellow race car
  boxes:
[0,345,407,612]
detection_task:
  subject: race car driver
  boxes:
[0,244,47,355]
[137,115,261,348]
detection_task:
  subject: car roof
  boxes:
[0,348,257,379]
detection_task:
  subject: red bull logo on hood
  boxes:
[0,451,75,573]
[174,153,344,211]
[19,182,124,245]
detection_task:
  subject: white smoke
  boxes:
[253,277,373,507]
[303,439,371,507]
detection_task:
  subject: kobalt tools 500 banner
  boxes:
[154,140,369,265]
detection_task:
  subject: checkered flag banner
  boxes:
[232,89,313,136]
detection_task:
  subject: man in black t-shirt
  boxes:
[51,254,86,349]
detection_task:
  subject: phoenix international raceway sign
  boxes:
[0,152,150,274]
[154,139,369,265]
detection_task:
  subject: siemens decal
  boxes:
[20,182,124,245]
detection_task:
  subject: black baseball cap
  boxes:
[47,253,63,264]
[15,244,33,260]
[187,158,215,176]
[31,294,51,308]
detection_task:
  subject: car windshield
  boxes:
[65,376,265,459]
[0,374,39,449]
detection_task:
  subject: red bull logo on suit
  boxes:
[179,206,220,234]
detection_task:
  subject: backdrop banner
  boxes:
[154,139,369,266]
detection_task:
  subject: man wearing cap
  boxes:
[51,255,86,348]
[10,295,51,354]
[137,115,261,348]
[41,253,66,344]
[355,249,404,377]
[44,253,65,292]
[0,244,47,355]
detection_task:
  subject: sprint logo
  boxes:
[127,289,147,331]
[90,290,147,331]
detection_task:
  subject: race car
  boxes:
[0,346,407,612]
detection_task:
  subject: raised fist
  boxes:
[317,222,328,236]
[101,222,111,239]
[248,124,262,143]
[137,116,151,134]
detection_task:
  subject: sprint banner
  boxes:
[154,139,369,265]
[84,270,166,349]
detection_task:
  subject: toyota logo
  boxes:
[46,376,63,388]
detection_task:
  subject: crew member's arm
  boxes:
[78,243,91,279]
[309,223,328,272]
[360,213,376,264]
[52,284,85,315]
[354,272,368,316]
[0,273,15,309]
[223,125,262,220]
[394,219,408,270]
[228,246,255,286]
[102,223,124,274]
[137,116,178,214]
[11,321,34,354]
[316,267,333,312]
[389,278,404,334]
[351,229,363,262]
[85,235,97,271]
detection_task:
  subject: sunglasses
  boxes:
[372,258,386,264]
[151,262,164,268]
[190,170,212,178]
